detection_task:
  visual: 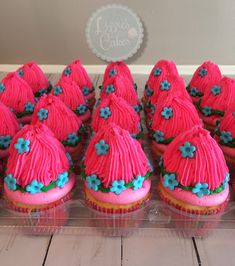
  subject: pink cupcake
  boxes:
[17,61,52,97]
[157,125,229,215]
[0,101,19,159]
[91,94,142,142]
[196,77,235,131]
[60,59,95,108]
[83,123,152,214]
[187,61,222,103]
[0,72,36,124]
[3,124,75,212]
[31,94,85,160]
[51,79,91,123]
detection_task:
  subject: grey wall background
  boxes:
[0,0,235,65]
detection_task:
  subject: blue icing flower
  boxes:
[26,180,44,195]
[153,67,162,76]
[0,135,11,149]
[132,175,145,190]
[163,174,179,190]
[211,85,221,96]
[95,139,109,155]
[86,174,101,191]
[82,86,90,96]
[4,174,17,190]
[39,88,47,96]
[198,68,208,77]
[179,142,196,158]
[100,107,111,119]
[63,67,72,76]
[110,180,126,195]
[109,69,117,77]
[76,104,87,114]
[37,108,48,121]
[220,131,233,144]
[161,107,173,119]
[53,85,63,96]
[202,106,212,117]
[66,152,73,166]
[56,172,69,188]
[153,130,164,142]
[14,138,30,154]
[24,102,34,112]
[160,80,171,90]
[189,87,198,96]
[151,104,156,115]
[134,104,142,112]
[67,132,79,145]
[18,69,24,77]
[106,84,115,94]
[0,83,5,93]
[192,182,210,198]
[145,86,153,96]
[222,173,230,189]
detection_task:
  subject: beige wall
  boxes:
[0,0,235,65]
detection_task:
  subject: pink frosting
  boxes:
[218,102,235,136]
[163,125,228,190]
[17,62,50,94]
[31,94,83,141]
[151,93,202,139]
[0,72,36,115]
[6,123,70,187]
[85,123,151,188]
[85,179,151,204]
[91,94,140,134]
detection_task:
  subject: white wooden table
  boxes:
[0,72,234,266]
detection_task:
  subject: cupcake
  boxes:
[0,72,36,124]
[157,125,230,215]
[151,93,202,158]
[31,94,85,160]
[3,124,76,212]
[60,59,95,108]
[0,101,19,159]
[17,61,52,97]
[51,79,91,123]
[186,61,222,103]
[83,123,152,213]
[91,94,142,142]
[196,77,235,131]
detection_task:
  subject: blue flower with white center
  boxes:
[198,68,208,77]
[63,67,71,76]
[24,102,34,112]
[153,67,162,76]
[86,174,101,191]
[66,152,73,166]
[56,172,69,188]
[106,84,115,94]
[151,104,156,115]
[163,174,179,190]
[4,174,17,190]
[222,173,230,189]
[26,180,44,195]
[161,107,173,119]
[110,180,126,195]
[192,182,210,198]
[202,106,212,117]
[189,87,198,96]
[39,88,47,96]
[67,132,79,146]
[109,69,117,77]
[134,104,141,112]
[179,142,196,158]
[160,80,171,90]
[132,175,145,190]
[0,135,11,149]
[145,86,153,96]
[37,108,48,121]
[211,85,221,96]
[82,86,90,96]
[220,131,233,144]
[53,85,63,96]
[153,130,164,142]
[95,139,109,155]
[18,69,24,77]
[100,107,111,119]
[0,83,5,93]
[76,104,87,114]
[14,138,30,154]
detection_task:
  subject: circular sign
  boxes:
[86,4,144,62]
